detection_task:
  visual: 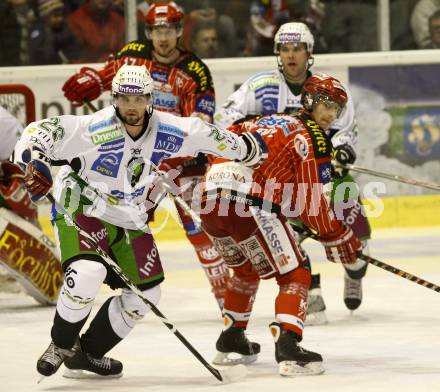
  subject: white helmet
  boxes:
[112,64,154,96]
[273,22,314,54]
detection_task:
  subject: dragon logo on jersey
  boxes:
[127,157,145,187]
[91,152,123,178]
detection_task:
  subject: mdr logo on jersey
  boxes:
[155,124,184,152]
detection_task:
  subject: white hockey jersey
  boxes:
[0,107,23,160]
[214,69,358,149]
[14,106,248,230]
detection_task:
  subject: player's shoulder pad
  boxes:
[297,112,332,159]
[116,40,152,59]
[176,52,214,93]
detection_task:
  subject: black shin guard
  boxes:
[80,297,122,358]
[51,311,89,350]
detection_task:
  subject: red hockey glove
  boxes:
[23,148,53,202]
[0,161,37,220]
[62,67,104,106]
[320,224,362,264]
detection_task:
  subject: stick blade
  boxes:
[220,364,247,383]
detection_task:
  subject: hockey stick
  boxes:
[46,193,246,383]
[83,99,98,113]
[289,224,440,293]
[158,179,203,227]
[333,161,440,192]
[154,174,440,295]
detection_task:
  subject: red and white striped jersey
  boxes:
[204,113,343,237]
[96,40,215,122]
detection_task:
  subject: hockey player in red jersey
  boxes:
[215,22,370,324]
[61,1,228,307]
[199,74,362,376]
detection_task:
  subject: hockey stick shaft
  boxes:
[159,180,202,227]
[46,193,224,381]
[335,162,440,192]
[357,253,440,292]
[160,175,440,293]
[83,99,98,113]
[289,224,440,293]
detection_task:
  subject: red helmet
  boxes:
[145,2,184,38]
[301,73,348,115]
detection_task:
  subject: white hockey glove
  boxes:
[236,132,268,168]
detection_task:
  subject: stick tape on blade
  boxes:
[220,364,247,383]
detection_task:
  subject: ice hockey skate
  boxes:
[305,274,328,325]
[343,261,368,311]
[63,340,123,379]
[37,340,77,378]
[212,313,260,365]
[344,275,363,311]
[270,322,324,376]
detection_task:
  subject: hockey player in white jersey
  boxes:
[214,22,370,325]
[14,64,267,379]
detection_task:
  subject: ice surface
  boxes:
[1,227,440,392]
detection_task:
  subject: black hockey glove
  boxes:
[332,144,356,179]
[237,132,268,168]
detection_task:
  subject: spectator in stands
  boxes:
[29,0,82,65]
[64,0,83,14]
[243,0,327,56]
[112,0,124,15]
[191,22,220,58]
[0,0,36,66]
[244,0,290,56]
[324,0,378,53]
[411,0,440,48]
[424,9,440,47]
[68,0,125,62]
[181,0,238,57]
[390,0,418,50]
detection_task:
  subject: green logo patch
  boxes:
[91,128,124,145]
[249,77,280,92]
